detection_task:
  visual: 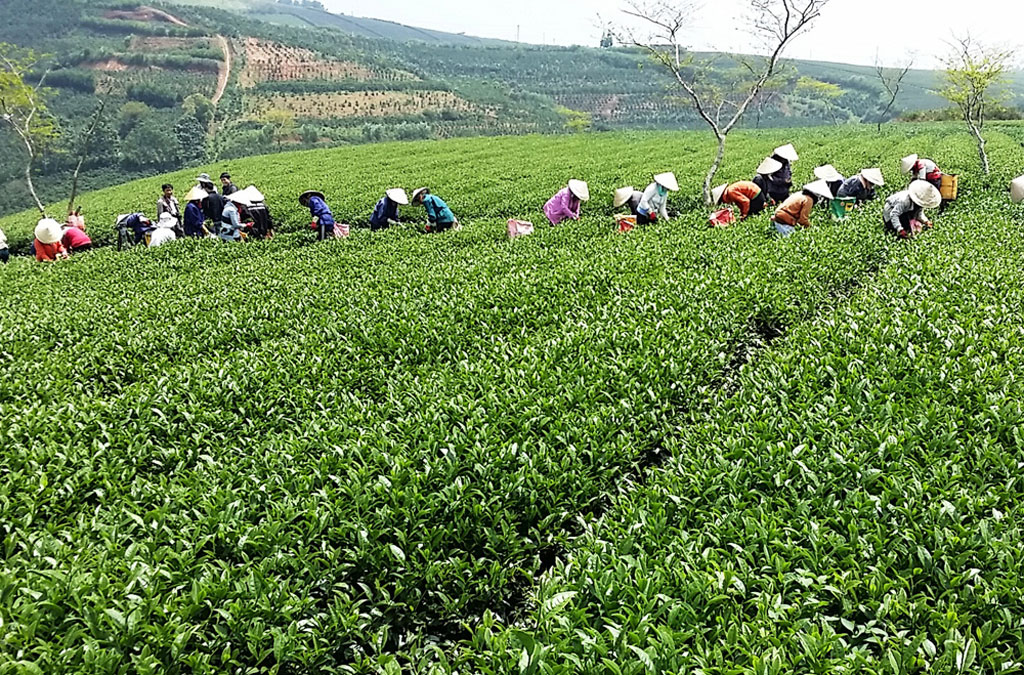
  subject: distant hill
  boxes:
[163,0,514,45]
[0,0,1021,218]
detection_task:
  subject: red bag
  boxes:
[709,209,735,228]
[615,214,636,233]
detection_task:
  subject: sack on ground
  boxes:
[507,219,534,239]
[708,209,735,228]
[615,214,636,233]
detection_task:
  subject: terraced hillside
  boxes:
[3,124,1024,673]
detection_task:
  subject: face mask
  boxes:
[657,186,667,197]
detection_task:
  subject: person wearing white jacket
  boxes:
[148,213,179,248]
[0,227,8,264]
[636,172,679,225]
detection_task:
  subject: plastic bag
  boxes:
[615,214,636,233]
[709,209,735,228]
[507,219,534,239]
[333,223,350,238]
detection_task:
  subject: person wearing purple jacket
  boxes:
[544,179,590,226]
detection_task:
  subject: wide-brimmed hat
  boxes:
[185,186,209,202]
[814,165,843,182]
[568,179,590,202]
[1011,175,1024,204]
[35,218,62,244]
[774,144,799,162]
[653,172,679,192]
[803,179,834,200]
[386,188,409,205]
[613,186,635,208]
[157,212,178,229]
[909,180,942,209]
[236,185,265,203]
[411,187,429,203]
[299,190,325,205]
[227,191,253,207]
[901,154,919,174]
[711,183,729,204]
[196,173,212,182]
[757,157,783,175]
[861,168,885,187]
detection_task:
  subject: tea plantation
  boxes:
[2,124,1023,674]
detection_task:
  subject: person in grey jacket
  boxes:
[838,168,885,205]
[883,180,941,238]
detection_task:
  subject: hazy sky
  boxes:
[322,0,1022,68]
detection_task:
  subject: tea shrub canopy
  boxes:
[2,123,1024,673]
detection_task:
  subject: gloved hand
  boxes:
[310,221,317,230]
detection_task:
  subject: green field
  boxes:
[2,125,1024,674]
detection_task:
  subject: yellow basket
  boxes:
[940,174,959,201]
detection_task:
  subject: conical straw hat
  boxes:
[653,172,679,192]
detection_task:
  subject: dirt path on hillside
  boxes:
[212,35,232,106]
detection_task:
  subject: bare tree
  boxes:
[620,0,830,202]
[874,55,913,132]
[67,99,108,213]
[0,44,56,215]
[939,35,1016,175]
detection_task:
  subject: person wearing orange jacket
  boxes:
[711,181,766,219]
[771,180,833,237]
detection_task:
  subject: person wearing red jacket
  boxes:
[712,181,766,219]
[34,218,69,262]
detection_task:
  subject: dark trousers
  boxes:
[318,221,333,241]
[748,192,767,217]
[0,248,8,264]
[69,244,92,254]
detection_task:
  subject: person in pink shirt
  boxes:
[66,206,85,231]
[543,179,590,226]
[62,223,92,253]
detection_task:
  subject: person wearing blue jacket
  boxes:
[411,187,459,233]
[183,185,208,237]
[300,190,336,241]
[370,188,409,231]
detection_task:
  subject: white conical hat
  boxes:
[568,179,590,202]
[157,212,178,229]
[814,165,843,182]
[613,186,635,208]
[803,179,834,200]
[901,154,919,174]
[774,144,799,162]
[185,186,209,202]
[227,191,253,207]
[1011,175,1024,204]
[386,188,409,205]
[711,183,729,204]
[861,168,885,187]
[757,157,783,175]
[909,180,942,209]
[653,172,679,192]
[237,185,265,203]
[35,218,62,244]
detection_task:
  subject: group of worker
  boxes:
[12,142,1023,265]
[299,185,460,241]
[536,144,949,241]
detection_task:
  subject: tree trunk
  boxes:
[969,122,989,175]
[68,100,107,212]
[25,155,44,215]
[703,134,726,204]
